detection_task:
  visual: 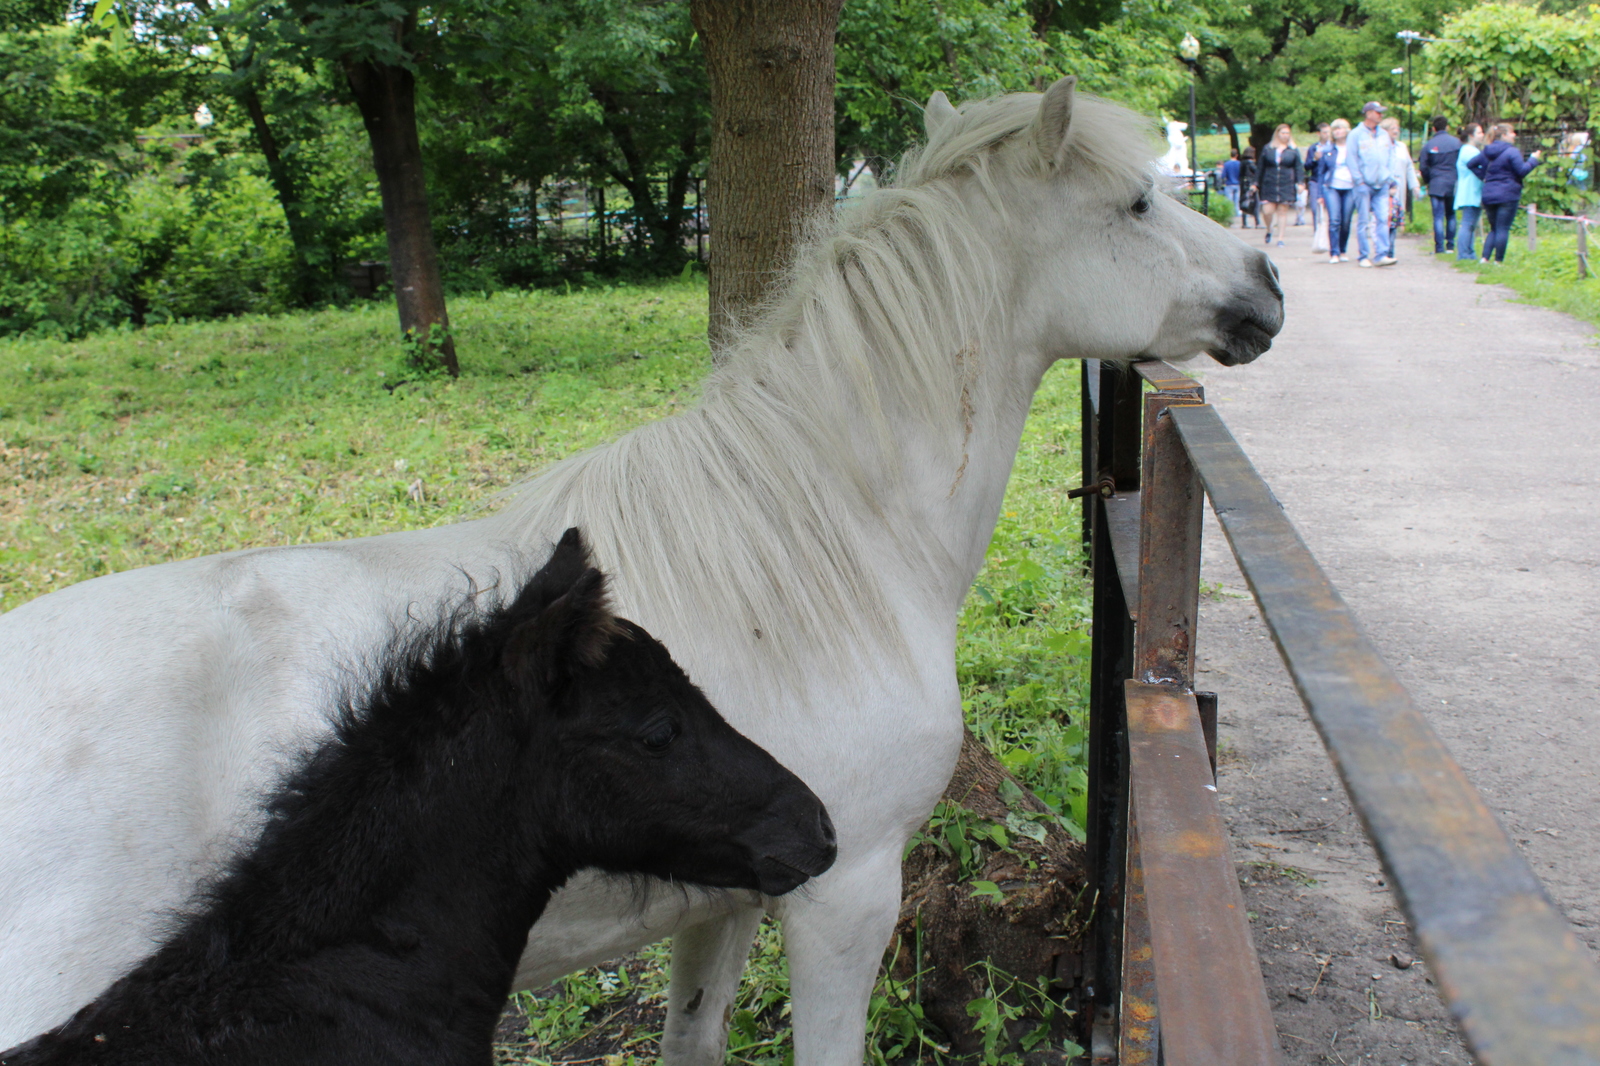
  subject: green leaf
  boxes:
[1006,810,1050,843]
[969,880,1006,904]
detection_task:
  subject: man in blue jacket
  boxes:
[1348,101,1397,266]
[1419,116,1462,254]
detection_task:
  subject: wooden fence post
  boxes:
[1528,204,1538,252]
[1578,219,1590,280]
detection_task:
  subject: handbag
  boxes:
[1312,211,1329,252]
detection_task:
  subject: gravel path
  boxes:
[1188,224,1600,1065]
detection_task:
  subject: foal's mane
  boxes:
[500,91,1156,680]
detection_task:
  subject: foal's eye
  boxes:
[1132,194,1152,215]
[640,719,678,753]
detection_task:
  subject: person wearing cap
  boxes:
[1347,101,1398,266]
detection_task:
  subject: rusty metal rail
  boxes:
[1079,358,1600,1065]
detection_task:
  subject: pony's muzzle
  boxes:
[1211,253,1285,365]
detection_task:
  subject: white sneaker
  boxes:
[1358,258,1374,268]
[1376,255,1397,266]
[1328,255,1340,264]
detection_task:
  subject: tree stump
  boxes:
[894,729,1091,1059]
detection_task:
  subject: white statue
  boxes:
[1161,119,1192,176]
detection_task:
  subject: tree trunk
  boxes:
[192,1,322,305]
[343,48,458,377]
[1217,109,1240,156]
[238,83,322,305]
[597,91,689,271]
[689,0,841,357]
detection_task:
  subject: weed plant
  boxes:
[0,279,1092,1062]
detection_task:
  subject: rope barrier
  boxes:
[1523,204,1592,278]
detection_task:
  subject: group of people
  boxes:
[1414,118,1546,263]
[1218,103,1550,266]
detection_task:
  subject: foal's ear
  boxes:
[502,528,620,691]
[501,566,619,692]
[1033,75,1079,169]
[924,91,958,142]
[527,527,592,601]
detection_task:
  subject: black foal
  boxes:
[1,528,835,1066]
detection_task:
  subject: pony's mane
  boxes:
[499,91,1157,681]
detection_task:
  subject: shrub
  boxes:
[1205,191,1238,226]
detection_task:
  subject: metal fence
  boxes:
[1077,357,1600,1064]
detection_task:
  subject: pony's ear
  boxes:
[501,565,619,693]
[924,91,958,142]
[1033,75,1079,169]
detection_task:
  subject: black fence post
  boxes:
[1083,359,1143,1057]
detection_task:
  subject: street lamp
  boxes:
[1179,33,1208,215]
[1395,30,1425,155]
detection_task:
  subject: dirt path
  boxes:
[1186,224,1600,1064]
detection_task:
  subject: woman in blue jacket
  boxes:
[1467,124,1542,263]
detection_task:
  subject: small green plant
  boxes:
[907,799,1009,878]
[1240,859,1318,887]
[139,472,197,498]
[963,960,1086,1065]
[510,941,671,1057]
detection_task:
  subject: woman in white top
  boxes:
[1317,118,1357,263]
[1380,116,1423,260]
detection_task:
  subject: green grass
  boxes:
[1400,196,1600,328]
[0,278,713,610]
[1454,228,1600,328]
[0,280,1092,1063]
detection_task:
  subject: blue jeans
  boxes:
[1456,206,1481,260]
[1354,183,1391,261]
[1308,180,1322,229]
[1430,193,1456,252]
[1322,187,1355,255]
[1482,200,1520,262]
[1225,184,1240,212]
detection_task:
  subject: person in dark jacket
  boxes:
[1304,123,1333,237]
[1466,123,1542,262]
[1222,149,1242,217]
[1239,146,1261,229]
[1254,124,1305,248]
[1419,115,1462,254]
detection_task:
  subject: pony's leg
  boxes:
[780,848,904,1066]
[659,905,763,1064]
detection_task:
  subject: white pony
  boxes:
[0,78,1281,1063]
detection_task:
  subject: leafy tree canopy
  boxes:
[1425,3,1600,129]
[1184,0,1463,145]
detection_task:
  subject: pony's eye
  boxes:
[1132,194,1152,215]
[640,719,678,753]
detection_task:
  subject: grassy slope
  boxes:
[1403,198,1600,328]
[1454,229,1600,328]
[0,281,1091,1063]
